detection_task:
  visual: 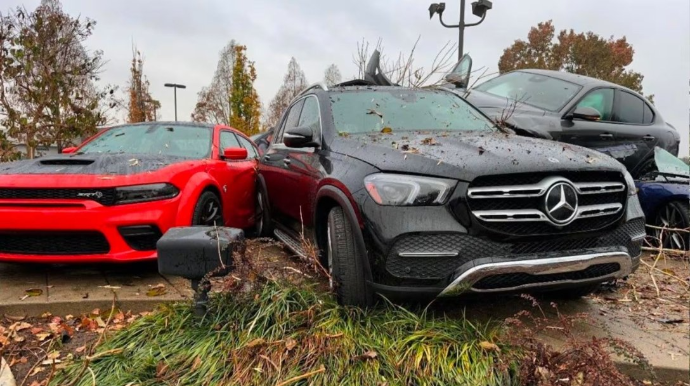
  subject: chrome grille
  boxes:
[467,175,626,236]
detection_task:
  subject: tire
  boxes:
[250,187,272,237]
[542,283,601,300]
[326,206,373,307]
[192,191,223,226]
[654,200,690,251]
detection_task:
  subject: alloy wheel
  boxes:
[200,198,222,226]
[656,204,687,250]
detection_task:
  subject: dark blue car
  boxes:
[635,147,689,250]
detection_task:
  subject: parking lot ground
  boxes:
[0,250,687,383]
[0,261,192,317]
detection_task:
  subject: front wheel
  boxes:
[192,191,223,226]
[654,200,690,251]
[326,206,373,307]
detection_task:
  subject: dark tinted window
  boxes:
[298,97,321,134]
[237,136,258,159]
[219,131,240,151]
[275,99,304,143]
[330,89,494,134]
[78,124,212,158]
[474,71,582,112]
[642,103,654,124]
[615,91,644,124]
[576,88,614,121]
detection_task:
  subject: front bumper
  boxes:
[361,194,646,296]
[0,197,182,263]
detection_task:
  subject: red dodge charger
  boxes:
[0,122,261,263]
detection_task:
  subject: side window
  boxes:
[576,88,614,121]
[275,99,305,144]
[237,136,258,159]
[297,96,321,134]
[219,131,240,152]
[615,91,644,124]
[642,103,654,124]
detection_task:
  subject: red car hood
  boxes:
[0,153,209,188]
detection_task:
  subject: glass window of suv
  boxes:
[237,135,258,159]
[474,71,582,112]
[615,91,644,124]
[642,102,655,124]
[275,99,305,144]
[330,89,495,134]
[219,131,240,154]
[575,88,614,121]
[297,96,321,135]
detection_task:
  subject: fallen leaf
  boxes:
[30,327,43,334]
[354,350,378,361]
[75,345,86,353]
[47,350,60,360]
[30,367,45,376]
[41,359,61,365]
[479,341,500,352]
[191,356,202,371]
[11,322,32,332]
[156,361,168,378]
[82,293,89,299]
[95,317,106,328]
[4,314,26,322]
[285,337,297,351]
[36,332,52,341]
[421,137,436,145]
[478,146,486,155]
[41,312,52,318]
[246,338,266,348]
[128,158,139,166]
[380,127,392,134]
[91,308,101,316]
[25,288,43,297]
[146,284,167,297]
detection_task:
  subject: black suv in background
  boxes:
[257,79,646,306]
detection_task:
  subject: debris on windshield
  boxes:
[366,109,383,119]
[338,132,349,137]
[585,154,596,164]
[391,142,399,150]
[380,127,392,134]
[478,146,486,155]
[114,132,125,137]
[421,137,437,146]
[128,158,139,167]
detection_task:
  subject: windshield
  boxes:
[329,89,494,134]
[77,124,212,158]
[654,147,689,178]
[474,71,582,112]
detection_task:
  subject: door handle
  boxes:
[599,133,614,140]
[643,135,655,142]
[283,158,291,165]
[263,155,271,161]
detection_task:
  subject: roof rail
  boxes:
[298,82,328,97]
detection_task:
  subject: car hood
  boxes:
[464,90,555,139]
[329,131,624,181]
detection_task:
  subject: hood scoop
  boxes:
[39,158,94,166]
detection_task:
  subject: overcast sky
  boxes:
[17,0,690,155]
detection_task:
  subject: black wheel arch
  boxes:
[315,185,374,283]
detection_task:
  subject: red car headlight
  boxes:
[114,183,179,205]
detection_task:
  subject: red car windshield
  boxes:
[78,124,212,158]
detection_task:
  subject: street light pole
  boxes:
[429,0,492,60]
[164,83,186,121]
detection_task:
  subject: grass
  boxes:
[53,281,518,386]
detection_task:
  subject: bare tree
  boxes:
[323,64,342,87]
[191,40,237,124]
[352,37,457,88]
[265,58,308,127]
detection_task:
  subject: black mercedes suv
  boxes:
[256,71,646,306]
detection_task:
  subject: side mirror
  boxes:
[223,147,247,160]
[283,126,317,148]
[62,147,77,154]
[569,106,601,121]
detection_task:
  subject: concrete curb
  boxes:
[616,362,689,385]
[0,357,15,386]
[0,298,188,318]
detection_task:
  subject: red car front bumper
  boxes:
[0,197,183,263]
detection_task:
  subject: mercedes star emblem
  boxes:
[544,182,578,225]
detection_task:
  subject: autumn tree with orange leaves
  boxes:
[229,45,261,136]
[498,20,652,100]
[127,48,160,123]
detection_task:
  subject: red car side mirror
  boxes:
[223,147,247,160]
[62,147,77,154]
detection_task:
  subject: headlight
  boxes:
[623,171,637,196]
[115,183,179,204]
[364,173,456,206]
